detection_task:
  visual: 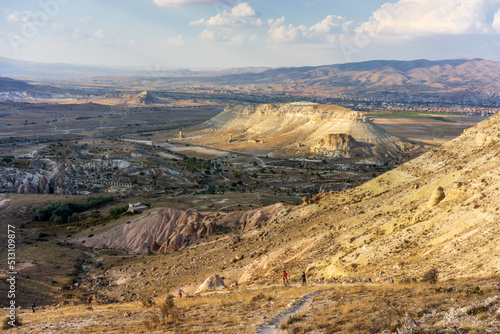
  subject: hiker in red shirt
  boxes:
[283,270,289,285]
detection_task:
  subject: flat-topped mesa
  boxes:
[182,102,422,162]
[226,103,369,123]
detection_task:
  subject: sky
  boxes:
[1,0,500,69]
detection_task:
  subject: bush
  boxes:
[142,313,161,330]
[251,293,267,302]
[142,299,155,308]
[281,314,306,329]
[68,212,79,223]
[421,268,439,283]
[109,206,128,219]
[35,196,114,224]
[159,295,180,323]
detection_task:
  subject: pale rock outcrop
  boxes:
[195,274,225,294]
[312,133,359,151]
[428,186,445,207]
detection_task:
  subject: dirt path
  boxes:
[255,289,326,334]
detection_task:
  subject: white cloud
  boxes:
[228,33,257,45]
[493,9,500,32]
[267,17,307,42]
[266,15,350,43]
[72,28,105,44]
[72,29,84,39]
[154,0,236,6]
[6,10,36,25]
[357,0,500,37]
[308,15,344,35]
[190,2,262,26]
[92,29,104,41]
[164,35,185,45]
[231,2,256,17]
[230,34,246,45]
[199,29,216,41]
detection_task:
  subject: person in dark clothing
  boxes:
[31,303,36,313]
[301,272,306,285]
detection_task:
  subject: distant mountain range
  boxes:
[208,58,500,92]
[0,56,270,80]
[1,57,499,93]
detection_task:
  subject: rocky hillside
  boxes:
[179,102,422,163]
[83,112,499,290]
[241,110,500,282]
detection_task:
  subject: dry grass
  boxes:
[299,278,500,334]
[2,278,499,333]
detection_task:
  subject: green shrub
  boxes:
[109,206,128,219]
[35,196,114,224]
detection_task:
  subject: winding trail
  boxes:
[255,289,326,334]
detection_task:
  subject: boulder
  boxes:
[428,186,445,207]
[195,274,225,294]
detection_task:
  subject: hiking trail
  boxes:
[255,289,326,334]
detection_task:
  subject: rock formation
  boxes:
[0,160,75,195]
[30,155,44,169]
[311,133,359,157]
[133,91,160,104]
[427,186,445,207]
[80,203,288,254]
[180,103,422,162]
[195,274,225,294]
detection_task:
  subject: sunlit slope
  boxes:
[180,103,420,161]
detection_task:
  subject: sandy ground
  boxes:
[371,115,485,145]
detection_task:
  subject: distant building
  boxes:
[128,202,149,213]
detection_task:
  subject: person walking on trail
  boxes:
[178,288,184,298]
[31,303,36,313]
[87,296,93,309]
[302,272,306,285]
[283,270,289,285]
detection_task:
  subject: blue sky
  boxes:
[1,0,500,69]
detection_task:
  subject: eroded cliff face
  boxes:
[310,133,360,158]
[0,158,76,195]
[79,203,289,254]
[179,102,423,163]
